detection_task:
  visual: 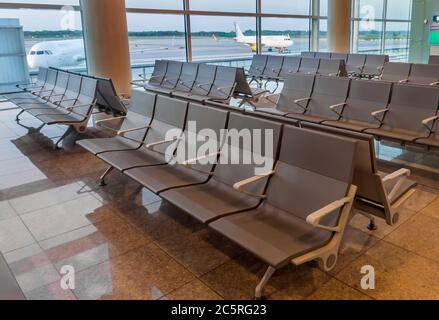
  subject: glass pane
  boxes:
[189,0,256,13]
[386,0,412,21]
[261,18,310,55]
[352,20,383,54]
[190,15,255,68]
[385,22,410,61]
[0,7,85,74]
[353,0,384,20]
[320,0,328,17]
[3,0,80,5]
[261,0,310,15]
[126,13,186,79]
[125,0,183,10]
[319,19,328,52]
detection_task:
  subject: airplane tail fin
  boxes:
[212,34,219,41]
[234,22,245,39]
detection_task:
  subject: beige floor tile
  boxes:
[0,216,35,253]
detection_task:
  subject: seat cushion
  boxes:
[36,111,84,124]
[286,113,330,124]
[125,164,209,194]
[77,136,141,155]
[256,107,290,117]
[416,137,439,148]
[365,128,425,142]
[323,119,380,132]
[160,179,260,223]
[210,204,332,268]
[98,148,166,171]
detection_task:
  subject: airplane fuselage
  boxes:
[27,39,85,69]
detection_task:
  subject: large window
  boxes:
[351,0,412,61]
[0,0,86,75]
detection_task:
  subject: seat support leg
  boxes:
[255,266,276,300]
[99,166,114,186]
[53,125,75,150]
[367,217,378,231]
[16,109,25,122]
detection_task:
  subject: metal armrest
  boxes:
[329,102,347,116]
[95,116,127,126]
[398,79,409,84]
[294,97,311,110]
[118,125,150,136]
[382,168,411,202]
[54,98,77,105]
[371,107,389,123]
[422,115,439,132]
[146,137,179,150]
[306,197,352,232]
[233,171,275,198]
[430,81,439,86]
[182,152,220,166]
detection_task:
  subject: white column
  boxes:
[80,0,131,95]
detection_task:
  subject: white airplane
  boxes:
[27,39,86,69]
[233,22,294,53]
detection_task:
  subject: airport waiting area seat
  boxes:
[416,118,439,149]
[362,54,389,78]
[380,62,412,83]
[278,56,301,79]
[15,67,48,93]
[381,62,439,86]
[429,55,439,65]
[346,54,367,76]
[1,68,99,149]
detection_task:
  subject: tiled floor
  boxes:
[1,104,439,300]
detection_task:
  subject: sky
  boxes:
[0,0,412,32]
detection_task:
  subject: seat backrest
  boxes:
[61,77,97,121]
[315,52,331,60]
[174,63,199,92]
[263,56,284,78]
[174,103,229,174]
[214,113,282,195]
[51,71,69,96]
[277,74,315,114]
[248,55,268,77]
[408,64,439,85]
[191,64,217,96]
[382,84,439,135]
[150,60,168,85]
[43,69,58,91]
[301,52,316,58]
[381,62,412,82]
[331,53,348,62]
[346,54,366,73]
[120,89,156,142]
[234,68,253,96]
[306,76,350,120]
[144,95,188,154]
[94,76,127,115]
[36,67,48,86]
[298,57,320,74]
[363,55,389,76]
[62,73,82,102]
[343,79,392,124]
[429,55,439,65]
[317,59,347,77]
[162,61,183,89]
[265,125,356,224]
[209,66,237,100]
[279,56,301,78]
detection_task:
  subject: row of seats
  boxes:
[301,51,389,77]
[429,55,439,65]
[1,67,98,148]
[256,74,439,149]
[133,60,266,105]
[247,55,347,83]
[78,89,417,298]
[380,62,439,85]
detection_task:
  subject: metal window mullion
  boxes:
[183,0,192,62]
[256,0,262,54]
[381,0,387,54]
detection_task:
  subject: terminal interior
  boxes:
[0,0,439,300]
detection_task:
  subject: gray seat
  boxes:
[160,113,282,224]
[331,53,348,63]
[97,95,188,172]
[315,52,331,59]
[365,84,439,142]
[16,67,48,92]
[380,62,412,83]
[346,54,366,75]
[77,90,156,155]
[323,79,392,132]
[287,76,350,123]
[173,64,217,101]
[262,56,284,79]
[406,64,439,85]
[161,61,184,90]
[317,59,347,77]
[429,55,439,65]
[301,52,316,58]
[210,125,357,298]
[278,56,301,79]
[125,103,228,193]
[362,55,389,77]
[416,117,439,148]
[298,58,320,74]
[146,60,168,87]
[302,122,417,226]
[173,63,199,93]
[234,68,268,106]
[207,66,237,102]
[248,55,268,79]
[256,73,315,116]
[94,76,128,116]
